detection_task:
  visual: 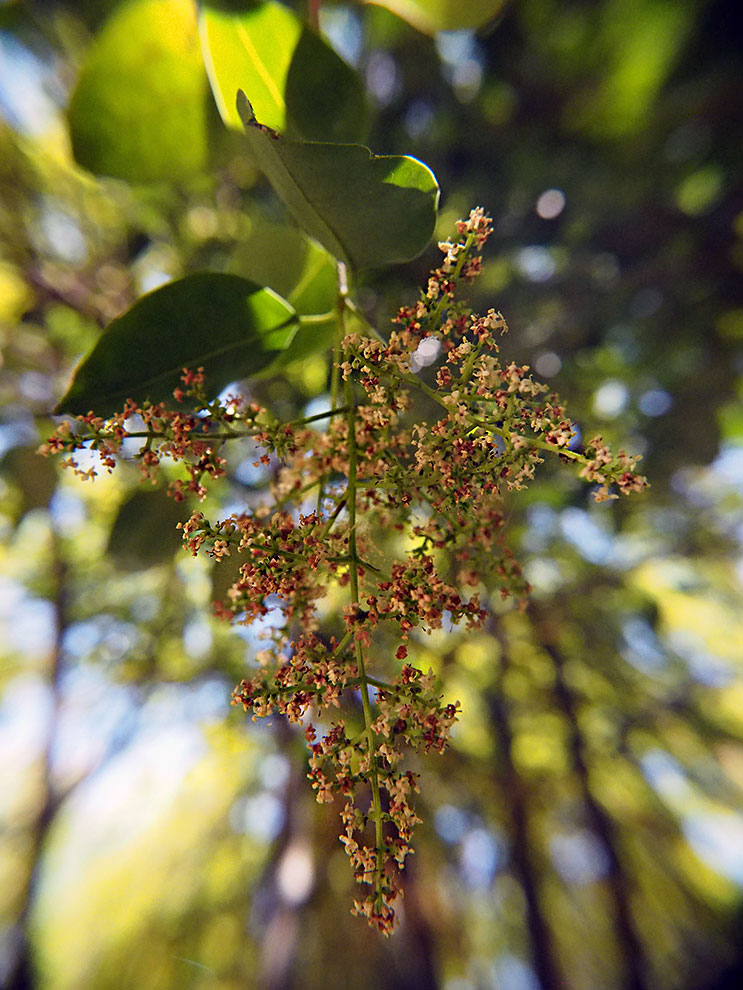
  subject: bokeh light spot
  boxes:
[536,189,566,220]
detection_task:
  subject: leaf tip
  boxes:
[236,89,255,126]
[236,89,280,139]
[52,386,74,416]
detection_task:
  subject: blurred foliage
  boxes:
[0,1,741,989]
[67,0,209,182]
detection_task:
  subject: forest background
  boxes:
[0,0,742,988]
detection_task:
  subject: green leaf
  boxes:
[107,489,186,571]
[68,0,208,182]
[211,550,244,605]
[57,274,298,417]
[275,306,376,373]
[232,213,339,365]
[365,0,508,34]
[200,1,365,143]
[1,446,57,525]
[200,0,366,143]
[232,213,337,313]
[274,313,337,368]
[237,92,439,271]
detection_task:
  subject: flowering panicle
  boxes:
[40,373,280,499]
[42,208,647,934]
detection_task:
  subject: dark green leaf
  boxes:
[107,489,186,571]
[57,274,297,417]
[237,92,439,271]
[200,0,366,142]
[68,0,208,182]
[1,446,57,524]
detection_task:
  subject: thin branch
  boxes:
[538,619,650,990]
[487,617,564,990]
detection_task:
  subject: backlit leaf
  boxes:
[68,0,208,182]
[232,215,339,365]
[200,0,366,142]
[365,0,508,34]
[1,446,57,525]
[107,489,186,571]
[237,92,439,271]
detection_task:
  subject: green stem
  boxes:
[425,230,479,328]
[457,337,487,386]
[114,430,251,442]
[331,629,353,659]
[359,675,392,691]
[294,405,349,428]
[316,268,346,514]
[342,293,385,898]
[86,405,348,449]
[319,495,347,538]
[396,370,591,466]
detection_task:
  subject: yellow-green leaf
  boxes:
[365,0,508,34]
[68,0,208,182]
[200,0,366,142]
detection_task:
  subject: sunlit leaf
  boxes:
[237,92,439,271]
[233,214,337,313]
[272,314,337,368]
[200,0,366,142]
[57,274,297,416]
[68,0,208,182]
[365,0,508,34]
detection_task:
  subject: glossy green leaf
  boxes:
[57,274,298,417]
[365,0,508,34]
[68,0,208,182]
[200,0,366,143]
[278,265,338,367]
[276,306,377,372]
[237,92,439,271]
[107,489,186,571]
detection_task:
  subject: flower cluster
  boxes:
[40,371,280,499]
[43,209,647,934]
[298,664,459,934]
[364,556,485,639]
[233,633,357,721]
[179,508,351,628]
